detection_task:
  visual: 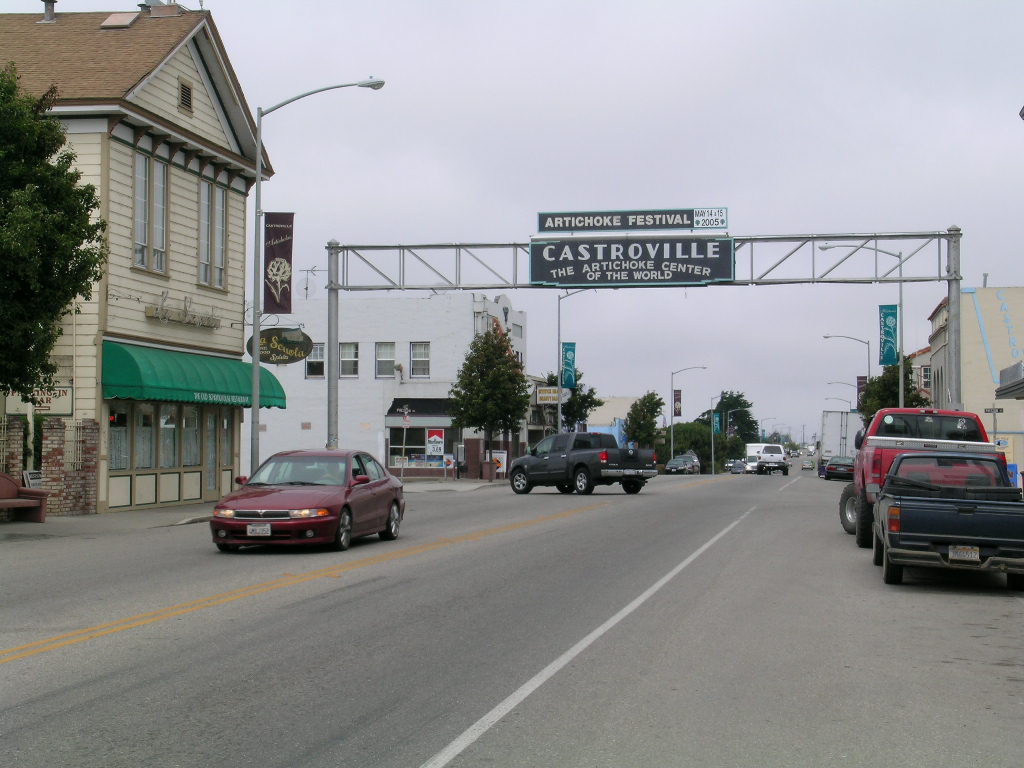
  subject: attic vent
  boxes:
[101,12,139,28]
[178,80,193,112]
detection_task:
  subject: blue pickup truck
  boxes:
[508,432,658,495]
[871,451,1024,589]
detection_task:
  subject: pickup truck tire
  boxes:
[573,467,595,495]
[556,482,574,494]
[622,479,643,494]
[882,546,904,585]
[838,484,857,535]
[872,531,883,566]
[509,469,532,494]
[854,492,874,549]
[1007,573,1024,591]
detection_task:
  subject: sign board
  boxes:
[23,470,42,488]
[984,407,1004,413]
[5,387,74,416]
[530,236,735,288]
[491,450,508,476]
[246,327,313,364]
[427,428,444,455]
[537,208,727,232]
[536,386,560,404]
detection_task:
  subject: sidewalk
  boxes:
[0,477,504,536]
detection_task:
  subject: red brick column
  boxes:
[3,416,25,476]
[41,417,68,516]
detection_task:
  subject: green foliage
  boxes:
[695,390,758,443]
[625,391,665,448]
[859,355,930,426]
[0,64,107,401]
[449,325,531,445]
[543,369,604,431]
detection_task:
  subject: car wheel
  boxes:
[1007,573,1024,591]
[882,547,903,585]
[380,501,400,540]
[555,482,574,494]
[872,531,884,566]
[574,467,594,495]
[332,510,352,551]
[622,479,643,494]
[854,493,873,549]
[782,468,789,476]
[509,468,532,494]
[838,483,857,535]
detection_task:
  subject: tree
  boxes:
[544,369,604,431]
[695,391,758,443]
[0,64,107,402]
[859,355,930,426]
[448,325,531,478]
[624,391,665,449]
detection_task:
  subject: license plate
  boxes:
[949,545,980,562]
[624,469,637,476]
[246,523,271,537]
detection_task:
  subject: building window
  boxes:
[159,404,179,468]
[306,343,325,378]
[410,342,430,378]
[921,365,932,389]
[109,406,129,471]
[341,342,359,376]
[198,179,226,288]
[134,403,155,469]
[388,427,425,467]
[133,152,168,272]
[182,406,201,466]
[376,342,395,377]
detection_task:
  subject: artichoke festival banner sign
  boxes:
[264,212,294,314]
[879,304,899,367]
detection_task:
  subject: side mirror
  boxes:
[235,475,248,485]
[352,474,370,486]
[854,430,865,451]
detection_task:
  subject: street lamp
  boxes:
[249,78,384,471]
[669,365,707,459]
[826,396,853,410]
[821,243,904,406]
[823,333,871,394]
[556,289,591,433]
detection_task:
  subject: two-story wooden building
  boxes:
[1,2,283,513]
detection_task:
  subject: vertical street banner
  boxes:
[673,389,681,418]
[856,375,867,404]
[879,304,899,367]
[561,342,576,388]
[263,212,295,314]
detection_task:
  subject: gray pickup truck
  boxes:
[871,451,1024,588]
[508,432,657,495]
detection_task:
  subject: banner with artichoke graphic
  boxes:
[878,304,898,367]
[264,212,295,314]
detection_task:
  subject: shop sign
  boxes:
[5,386,73,416]
[246,328,313,364]
[427,429,445,455]
[536,386,560,404]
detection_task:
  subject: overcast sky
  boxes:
[12,0,1024,443]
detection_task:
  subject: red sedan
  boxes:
[210,449,405,552]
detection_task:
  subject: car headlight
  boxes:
[214,508,235,518]
[289,508,330,518]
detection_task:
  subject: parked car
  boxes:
[821,455,855,481]
[665,454,700,474]
[209,449,405,552]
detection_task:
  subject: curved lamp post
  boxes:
[826,396,852,410]
[250,78,384,472]
[821,243,904,407]
[669,365,706,459]
[823,333,871,393]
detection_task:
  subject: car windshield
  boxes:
[248,455,350,486]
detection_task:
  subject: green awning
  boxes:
[102,341,286,408]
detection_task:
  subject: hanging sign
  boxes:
[879,304,899,367]
[530,236,735,287]
[246,327,313,364]
[263,212,295,314]
[561,342,576,388]
[537,208,728,232]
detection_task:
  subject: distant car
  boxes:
[822,455,855,482]
[801,459,815,471]
[209,448,405,552]
[664,455,699,474]
[730,460,746,474]
[744,456,760,474]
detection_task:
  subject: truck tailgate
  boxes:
[896,497,1024,547]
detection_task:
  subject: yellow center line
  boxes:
[1,499,616,665]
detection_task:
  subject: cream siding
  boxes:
[129,40,234,150]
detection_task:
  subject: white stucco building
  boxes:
[243,292,530,475]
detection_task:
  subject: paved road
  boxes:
[2,473,1023,767]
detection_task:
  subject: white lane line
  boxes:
[779,476,800,492]
[417,507,756,768]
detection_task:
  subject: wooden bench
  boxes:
[0,472,48,523]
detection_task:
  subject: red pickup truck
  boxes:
[838,407,1006,547]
